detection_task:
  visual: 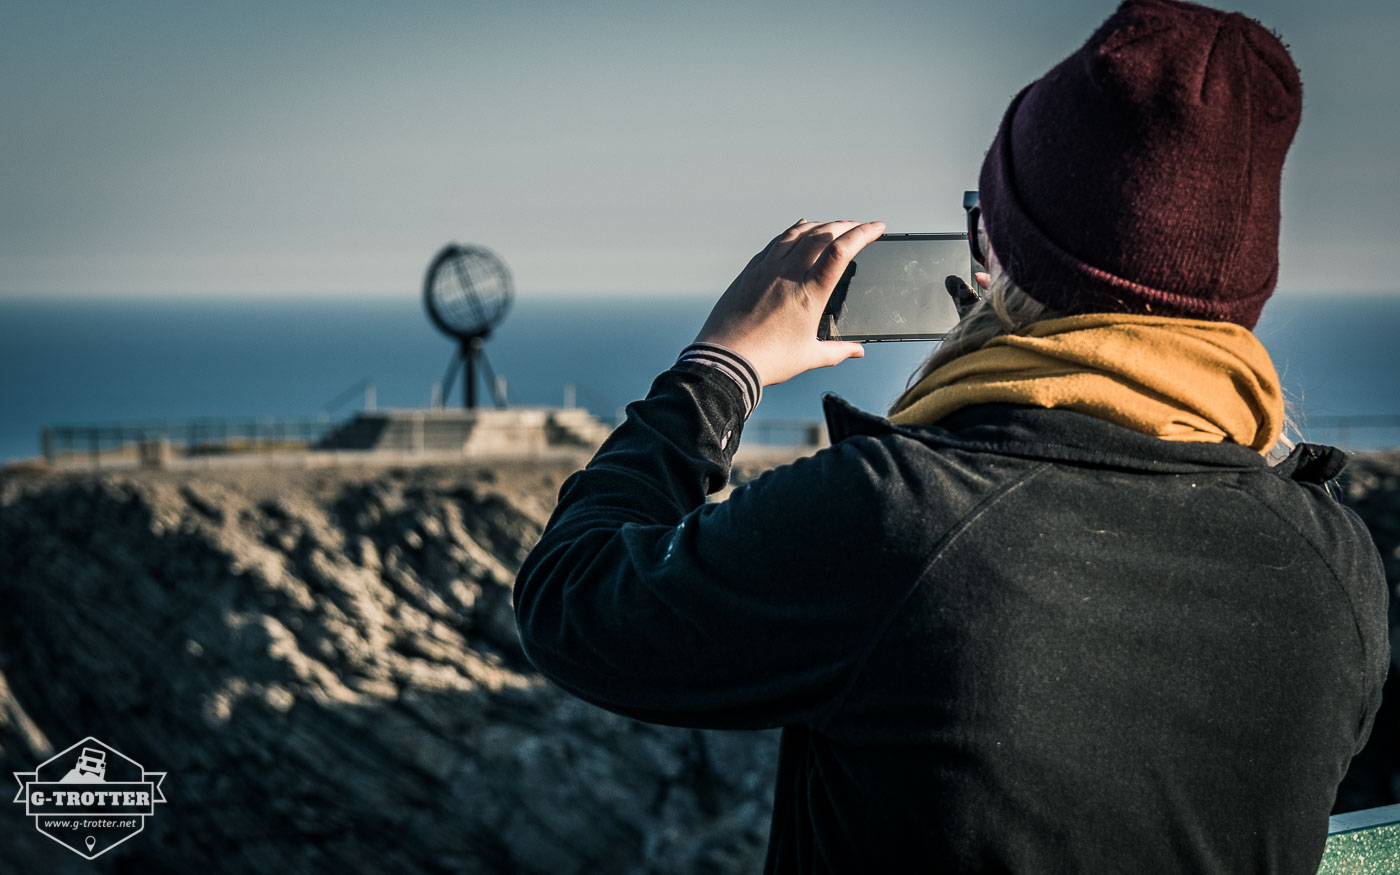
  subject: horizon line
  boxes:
[3,287,1399,305]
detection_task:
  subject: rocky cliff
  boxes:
[0,451,1396,872]
[0,458,778,873]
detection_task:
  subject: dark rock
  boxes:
[0,460,776,874]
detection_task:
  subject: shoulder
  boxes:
[718,430,1043,564]
[1241,460,1383,584]
[1234,461,1389,685]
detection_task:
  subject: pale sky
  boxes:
[3,0,1397,299]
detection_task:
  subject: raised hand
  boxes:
[694,220,885,386]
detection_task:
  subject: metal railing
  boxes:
[39,417,341,467]
[1304,415,1400,449]
[742,419,828,447]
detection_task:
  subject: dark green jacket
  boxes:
[515,363,1389,873]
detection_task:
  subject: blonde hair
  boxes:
[887,273,1299,464]
[888,273,1060,415]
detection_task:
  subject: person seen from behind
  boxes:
[514,0,1390,871]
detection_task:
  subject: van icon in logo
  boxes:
[12,736,167,860]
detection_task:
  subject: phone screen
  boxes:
[817,233,971,342]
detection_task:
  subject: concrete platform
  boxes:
[318,406,614,455]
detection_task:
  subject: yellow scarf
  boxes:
[888,313,1283,454]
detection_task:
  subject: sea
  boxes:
[2,292,1399,463]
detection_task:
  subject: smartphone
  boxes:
[817,233,973,342]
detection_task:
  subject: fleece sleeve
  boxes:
[512,362,914,731]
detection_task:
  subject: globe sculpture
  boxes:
[423,244,514,408]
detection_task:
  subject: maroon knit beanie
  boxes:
[978,0,1301,329]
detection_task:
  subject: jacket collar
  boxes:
[821,393,1346,484]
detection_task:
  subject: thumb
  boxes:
[815,340,865,368]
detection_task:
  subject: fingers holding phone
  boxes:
[694,220,884,387]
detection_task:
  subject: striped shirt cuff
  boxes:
[676,342,763,418]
